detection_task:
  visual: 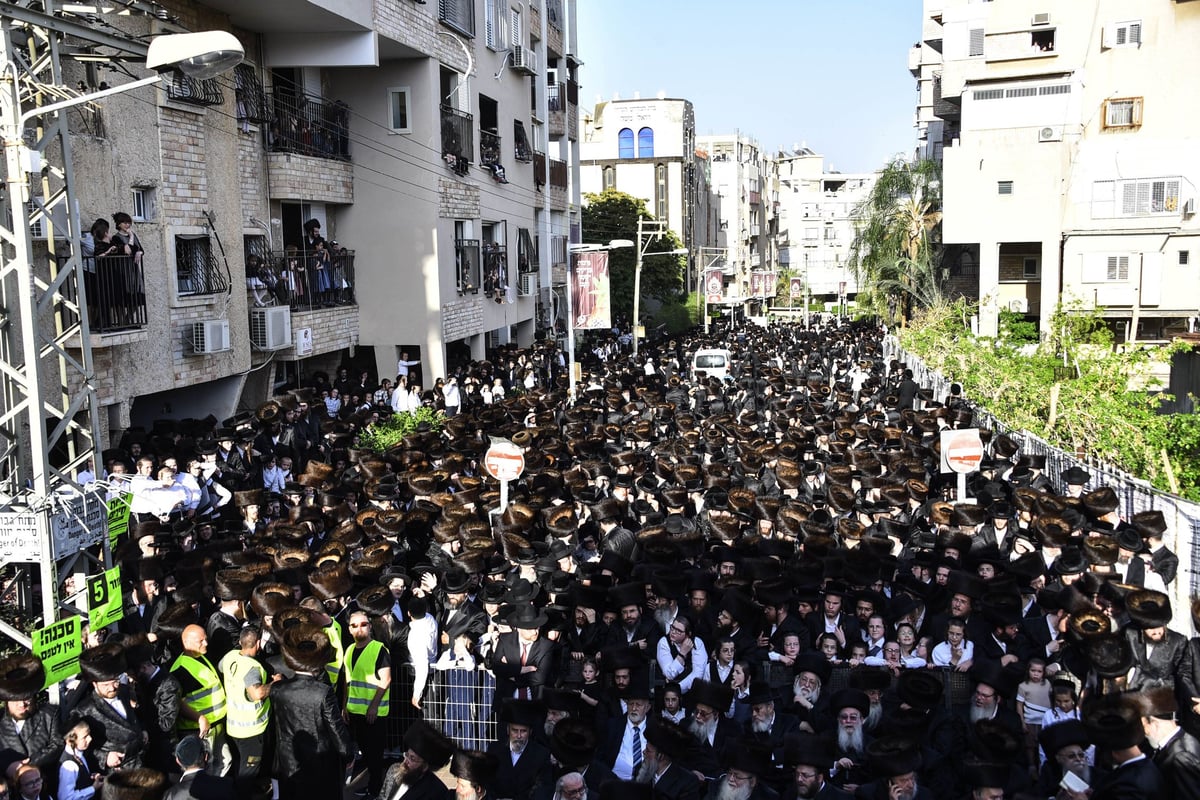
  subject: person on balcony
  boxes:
[112,212,144,326]
[309,237,334,307]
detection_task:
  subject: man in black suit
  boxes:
[1084,694,1164,800]
[1137,687,1200,800]
[489,700,552,800]
[76,643,145,773]
[381,721,457,800]
[805,582,860,652]
[745,684,800,766]
[0,654,62,780]
[604,583,660,660]
[854,736,934,800]
[684,680,738,779]
[1123,590,1187,691]
[542,717,617,799]
[600,672,653,782]
[164,735,234,800]
[489,604,556,707]
[1132,510,1179,586]
[640,719,702,800]
[784,734,851,800]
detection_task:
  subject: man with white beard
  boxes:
[745,684,799,764]
[1136,688,1200,800]
[636,719,701,800]
[601,672,653,781]
[855,737,932,800]
[488,700,551,800]
[450,749,500,800]
[848,667,890,734]
[1035,720,1095,797]
[959,666,1024,770]
[791,655,833,734]
[703,743,774,800]
[828,689,872,793]
[551,772,587,800]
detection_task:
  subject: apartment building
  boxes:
[25,0,577,440]
[579,96,719,283]
[695,133,775,315]
[775,147,877,308]
[916,0,1200,338]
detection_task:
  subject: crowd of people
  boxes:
[247,219,356,310]
[6,319,1200,800]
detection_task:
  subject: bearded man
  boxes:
[380,721,456,800]
[828,690,872,793]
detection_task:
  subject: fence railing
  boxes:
[84,255,147,333]
[251,249,356,311]
[267,90,351,161]
[883,335,1200,616]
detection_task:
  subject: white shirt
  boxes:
[931,639,974,667]
[656,637,708,694]
[406,613,438,703]
[613,719,645,780]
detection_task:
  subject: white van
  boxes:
[691,348,733,381]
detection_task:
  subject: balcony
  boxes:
[441,105,474,176]
[909,44,923,76]
[549,157,568,210]
[548,79,579,140]
[545,0,564,56]
[267,90,350,161]
[86,255,148,336]
[252,249,357,313]
[533,150,546,189]
[480,130,502,171]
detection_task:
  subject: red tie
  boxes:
[519,644,531,699]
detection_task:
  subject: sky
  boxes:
[575,0,920,173]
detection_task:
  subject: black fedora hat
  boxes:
[550,717,598,768]
[403,720,455,769]
[505,603,549,630]
[896,670,943,711]
[451,749,499,787]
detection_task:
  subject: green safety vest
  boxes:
[324,620,345,685]
[344,639,389,717]
[219,651,269,738]
[171,653,227,728]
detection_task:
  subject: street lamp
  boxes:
[0,29,244,661]
[631,219,688,358]
[566,239,633,402]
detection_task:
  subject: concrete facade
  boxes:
[45,0,580,441]
[918,0,1200,338]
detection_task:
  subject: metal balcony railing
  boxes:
[257,249,357,312]
[480,130,501,169]
[267,90,351,161]
[441,105,474,176]
[84,255,147,333]
[549,157,568,190]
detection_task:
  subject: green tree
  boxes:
[848,157,943,323]
[581,190,686,323]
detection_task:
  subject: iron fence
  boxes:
[267,90,351,161]
[253,249,356,311]
[84,254,147,333]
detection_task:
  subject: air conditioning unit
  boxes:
[511,45,538,76]
[518,272,538,297]
[189,319,231,354]
[1031,12,1051,26]
[1008,298,1029,313]
[250,306,292,350]
[1183,198,1196,217]
[1038,125,1063,142]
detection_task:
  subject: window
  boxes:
[482,222,508,301]
[1005,86,1038,98]
[1104,20,1141,48]
[439,0,475,38]
[509,8,522,48]
[484,0,498,48]
[656,164,668,220]
[1180,251,1190,266]
[517,228,537,274]
[513,120,532,162]
[131,188,152,221]
[804,227,819,241]
[176,235,229,296]
[969,28,985,57]
[618,128,634,159]
[1103,97,1143,129]
[1023,257,1039,278]
[603,165,615,191]
[824,226,838,241]
[1030,28,1055,52]
[1106,255,1129,280]
[637,127,654,159]
[387,87,412,133]
[1082,254,1130,283]
[1092,178,1181,217]
[1039,84,1071,96]
[454,221,481,295]
[551,234,568,266]
[998,181,1014,195]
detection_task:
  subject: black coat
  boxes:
[489,634,555,706]
[76,688,144,772]
[380,765,448,800]
[271,672,354,800]
[488,739,551,800]
[652,762,702,800]
[1124,627,1188,690]
[0,705,63,777]
[1154,729,1200,800]
[133,666,181,772]
[162,770,234,800]
[1094,756,1164,800]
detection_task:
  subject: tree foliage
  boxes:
[581,190,686,322]
[903,299,1200,501]
[849,158,943,322]
[355,407,445,453]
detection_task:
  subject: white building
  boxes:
[775,148,877,305]
[919,0,1200,338]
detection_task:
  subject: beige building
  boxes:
[35,0,578,438]
[775,147,877,306]
[917,0,1200,338]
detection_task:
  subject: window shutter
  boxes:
[1121,182,1138,215]
[1129,22,1141,44]
[484,0,495,47]
[510,9,522,47]
[969,28,985,57]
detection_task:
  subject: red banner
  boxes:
[571,252,611,330]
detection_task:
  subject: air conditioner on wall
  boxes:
[190,319,231,354]
[1038,126,1063,142]
[511,46,538,75]
[1032,12,1051,26]
[518,272,538,296]
[1184,198,1196,217]
[250,306,292,350]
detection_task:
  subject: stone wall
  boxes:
[439,177,481,219]
[266,153,354,204]
[276,306,359,360]
[373,2,470,74]
[442,297,484,341]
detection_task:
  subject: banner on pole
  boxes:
[749,271,763,298]
[790,277,803,298]
[705,269,724,304]
[107,493,132,549]
[33,616,82,687]
[88,566,124,630]
[571,252,611,330]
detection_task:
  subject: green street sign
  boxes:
[32,616,82,687]
[88,566,124,631]
[107,493,132,549]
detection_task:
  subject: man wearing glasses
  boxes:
[786,734,851,800]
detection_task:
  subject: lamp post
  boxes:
[631,218,688,358]
[0,29,242,662]
[566,239,632,402]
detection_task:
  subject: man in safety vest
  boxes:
[219,623,280,800]
[342,609,391,799]
[300,595,345,685]
[171,623,228,775]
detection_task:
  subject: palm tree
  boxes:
[849,157,943,324]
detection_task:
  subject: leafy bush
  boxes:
[998,309,1038,345]
[355,407,445,453]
